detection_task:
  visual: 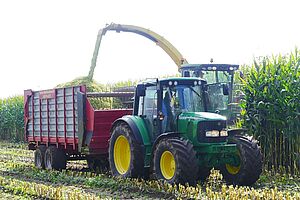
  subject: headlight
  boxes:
[206,130,220,137]
[220,130,228,136]
[205,130,228,137]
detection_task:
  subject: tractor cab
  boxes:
[133,77,227,141]
[180,64,240,122]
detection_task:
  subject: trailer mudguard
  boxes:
[111,115,152,167]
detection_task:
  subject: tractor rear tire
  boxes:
[220,135,263,186]
[34,145,46,169]
[44,146,67,170]
[152,137,199,185]
[87,156,109,173]
[109,123,144,178]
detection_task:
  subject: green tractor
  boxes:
[109,77,262,185]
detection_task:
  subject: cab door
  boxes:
[137,86,159,141]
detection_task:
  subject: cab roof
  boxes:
[138,77,207,87]
[180,64,239,71]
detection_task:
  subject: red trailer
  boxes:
[24,85,132,170]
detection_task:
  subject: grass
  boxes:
[0,141,299,199]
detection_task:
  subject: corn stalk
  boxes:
[241,48,300,174]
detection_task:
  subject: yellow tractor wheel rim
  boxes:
[226,151,241,175]
[160,151,176,180]
[225,164,241,175]
[114,135,131,175]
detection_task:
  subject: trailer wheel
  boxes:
[34,145,46,169]
[220,135,263,186]
[109,123,144,178]
[44,146,67,170]
[152,137,199,185]
[87,156,109,173]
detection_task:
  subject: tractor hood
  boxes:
[178,112,226,122]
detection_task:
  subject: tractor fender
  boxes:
[110,115,144,145]
[227,128,247,137]
[151,132,180,155]
[110,115,152,167]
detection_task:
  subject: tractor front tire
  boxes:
[44,146,67,170]
[220,135,263,186]
[34,145,46,169]
[109,123,144,178]
[152,137,199,185]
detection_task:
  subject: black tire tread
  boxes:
[44,146,67,170]
[34,145,46,169]
[220,135,263,186]
[109,123,144,178]
[152,137,199,185]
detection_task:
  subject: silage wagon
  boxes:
[24,85,132,171]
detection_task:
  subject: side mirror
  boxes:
[136,84,146,97]
[222,84,229,95]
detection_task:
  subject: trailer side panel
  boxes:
[24,86,86,151]
[88,109,132,154]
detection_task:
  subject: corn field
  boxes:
[241,49,300,174]
[0,96,24,141]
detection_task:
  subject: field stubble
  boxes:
[0,141,299,199]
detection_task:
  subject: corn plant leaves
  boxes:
[242,48,300,174]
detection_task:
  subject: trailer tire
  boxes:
[44,146,67,170]
[152,137,199,185]
[34,145,46,169]
[109,123,144,178]
[220,135,263,186]
[87,156,109,173]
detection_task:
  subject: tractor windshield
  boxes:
[206,83,229,112]
[183,70,233,111]
[202,71,232,113]
[162,84,205,132]
[202,71,232,84]
[163,84,205,115]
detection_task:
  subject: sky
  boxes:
[0,0,300,98]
